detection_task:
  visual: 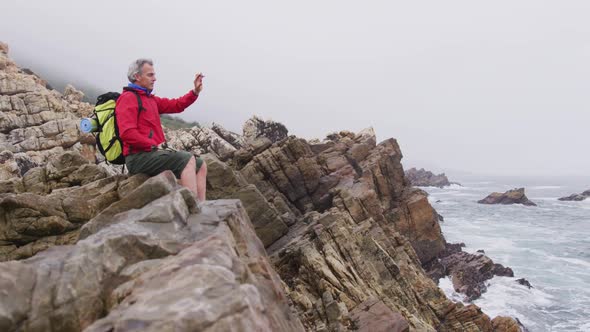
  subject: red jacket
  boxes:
[115,88,198,156]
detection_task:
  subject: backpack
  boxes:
[92,87,143,164]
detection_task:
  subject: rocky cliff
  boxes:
[405,167,456,188]
[0,42,522,331]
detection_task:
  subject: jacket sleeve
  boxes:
[116,92,157,150]
[154,90,198,114]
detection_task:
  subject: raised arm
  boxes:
[156,72,203,114]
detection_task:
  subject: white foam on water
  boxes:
[435,176,590,331]
[434,200,459,206]
[438,276,465,304]
[447,183,465,189]
[475,277,554,330]
[547,255,590,269]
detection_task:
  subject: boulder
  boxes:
[424,242,515,302]
[203,154,289,247]
[0,171,148,261]
[441,251,514,301]
[516,278,533,289]
[349,298,410,332]
[405,167,455,188]
[558,189,590,201]
[478,188,537,206]
[0,171,305,332]
[492,316,524,332]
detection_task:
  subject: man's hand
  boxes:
[193,72,204,95]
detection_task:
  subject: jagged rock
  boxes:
[438,304,493,331]
[440,251,514,301]
[0,162,148,261]
[0,151,109,195]
[395,188,446,263]
[165,126,238,161]
[424,241,515,302]
[0,171,304,332]
[239,128,444,264]
[242,115,288,144]
[516,278,533,289]
[491,316,522,332]
[20,68,52,90]
[478,188,537,206]
[79,171,189,239]
[63,84,84,102]
[211,122,244,149]
[269,206,510,331]
[558,189,590,201]
[405,167,455,188]
[205,154,289,246]
[0,150,41,180]
[348,297,409,332]
[0,46,95,170]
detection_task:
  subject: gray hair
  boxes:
[127,58,153,83]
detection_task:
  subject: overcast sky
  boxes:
[2,1,589,177]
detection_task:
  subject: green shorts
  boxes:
[125,150,204,179]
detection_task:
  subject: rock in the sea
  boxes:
[405,167,455,188]
[441,251,514,301]
[558,189,590,201]
[478,188,537,206]
[516,278,533,289]
[424,242,515,302]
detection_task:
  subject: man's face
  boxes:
[134,63,156,90]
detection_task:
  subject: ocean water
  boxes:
[423,175,590,332]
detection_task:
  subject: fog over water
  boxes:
[2,1,589,177]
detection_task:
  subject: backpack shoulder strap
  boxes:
[122,87,145,120]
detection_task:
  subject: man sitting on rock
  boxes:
[116,58,207,201]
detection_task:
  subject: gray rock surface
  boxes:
[0,41,97,175]
[478,188,537,206]
[405,167,456,188]
[0,171,305,332]
[558,189,590,201]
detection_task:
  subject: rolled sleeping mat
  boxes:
[80,118,98,133]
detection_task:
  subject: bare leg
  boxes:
[180,156,198,198]
[196,161,207,201]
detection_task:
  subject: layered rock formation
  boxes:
[0,172,304,332]
[558,189,590,201]
[0,151,146,261]
[0,42,523,331]
[405,167,457,188]
[478,188,537,206]
[425,243,514,301]
[0,42,97,181]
